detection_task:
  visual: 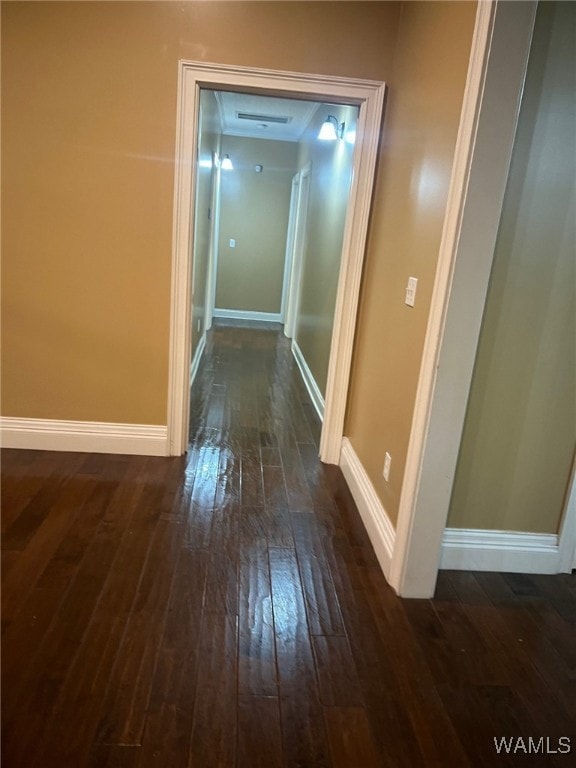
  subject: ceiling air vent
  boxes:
[236,112,292,124]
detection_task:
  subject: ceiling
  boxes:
[213,90,321,143]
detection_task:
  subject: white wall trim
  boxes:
[389,1,538,597]
[441,528,563,574]
[281,173,300,325]
[167,60,386,459]
[558,459,576,572]
[190,332,206,386]
[167,61,199,456]
[291,340,325,422]
[340,438,395,581]
[207,143,223,332]
[320,85,386,465]
[0,418,168,456]
[213,309,282,323]
[284,163,312,340]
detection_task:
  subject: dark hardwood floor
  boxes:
[2,320,575,767]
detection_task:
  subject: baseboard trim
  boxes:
[339,437,395,581]
[190,333,206,386]
[291,340,325,422]
[0,417,168,456]
[213,308,282,323]
[441,528,561,573]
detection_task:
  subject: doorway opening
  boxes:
[194,88,358,425]
[167,61,385,463]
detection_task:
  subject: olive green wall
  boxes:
[1,1,400,424]
[295,104,357,396]
[215,136,297,314]
[345,1,477,526]
[448,1,576,534]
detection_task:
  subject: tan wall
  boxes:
[295,105,357,395]
[448,1,576,534]
[216,136,297,314]
[1,1,400,424]
[345,1,477,526]
[191,90,220,357]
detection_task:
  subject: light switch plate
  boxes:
[405,276,418,307]
[383,452,391,482]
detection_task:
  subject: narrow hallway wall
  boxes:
[448,1,576,535]
[216,137,297,316]
[345,1,477,525]
[294,104,358,397]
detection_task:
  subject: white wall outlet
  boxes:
[197,319,201,333]
[383,452,392,482]
[229,238,236,248]
[405,276,418,307]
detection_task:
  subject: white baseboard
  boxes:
[339,437,396,581]
[441,528,562,573]
[190,332,206,386]
[213,308,282,323]
[291,340,325,422]
[0,417,168,456]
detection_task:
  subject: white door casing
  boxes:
[167,61,386,461]
[389,0,541,597]
[281,173,299,327]
[283,164,311,340]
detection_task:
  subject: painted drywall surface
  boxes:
[1,1,400,424]
[191,91,220,359]
[216,137,297,314]
[448,2,576,534]
[345,1,477,526]
[295,105,357,396]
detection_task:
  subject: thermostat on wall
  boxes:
[255,165,263,173]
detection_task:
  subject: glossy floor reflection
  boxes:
[2,321,574,768]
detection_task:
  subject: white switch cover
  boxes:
[405,276,418,307]
[383,452,392,482]
[229,238,236,248]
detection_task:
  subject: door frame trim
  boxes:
[283,163,311,340]
[390,0,542,596]
[166,61,385,460]
[280,172,300,326]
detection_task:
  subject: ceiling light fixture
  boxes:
[220,154,234,170]
[318,115,345,141]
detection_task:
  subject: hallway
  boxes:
[2,321,574,768]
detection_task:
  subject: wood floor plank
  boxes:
[269,547,332,767]
[297,441,336,508]
[136,547,208,768]
[262,465,294,548]
[187,612,237,768]
[312,635,364,707]
[14,459,171,768]
[323,706,382,768]
[292,511,345,636]
[183,445,220,550]
[2,322,574,768]
[237,695,283,768]
[88,744,141,768]
[1,451,75,536]
[94,514,186,747]
[238,517,277,696]
[1,465,98,620]
[269,547,317,695]
[1,478,124,702]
